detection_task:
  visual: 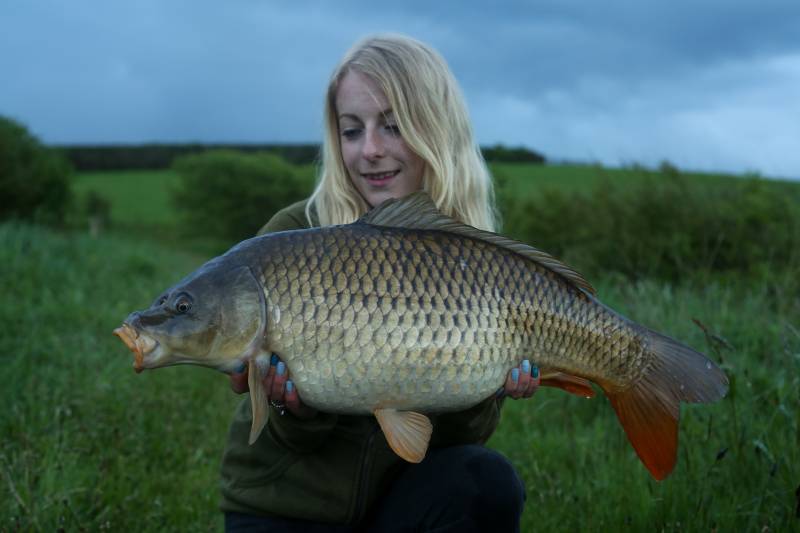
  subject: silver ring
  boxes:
[270,399,286,416]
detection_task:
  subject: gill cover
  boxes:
[118,263,267,371]
[203,264,268,366]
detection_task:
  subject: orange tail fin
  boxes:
[605,328,728,480]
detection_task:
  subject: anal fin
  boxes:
[248,356,270,444]
[374,409,433,463]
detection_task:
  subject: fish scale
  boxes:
[258,223,637,414]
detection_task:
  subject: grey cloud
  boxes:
[1,0,798,177]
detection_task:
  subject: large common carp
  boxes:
[114,192,727,479]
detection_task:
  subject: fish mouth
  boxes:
[113,323,158,373]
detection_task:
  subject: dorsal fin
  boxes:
[359,192,596,295]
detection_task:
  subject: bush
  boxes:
[482,144,546,164]
[59,143,321,170]
[84,191,112,237]
[0,116,73,224]
[500,169,800,281]
[171,150,312,245]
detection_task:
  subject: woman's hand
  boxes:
[499,359,540,400]
[231,355,537,412]
[229,355,318,419]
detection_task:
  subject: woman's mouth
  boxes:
[362,170,399,185]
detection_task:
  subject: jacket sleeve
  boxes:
[255,201,340,453]
[429,396,505,447]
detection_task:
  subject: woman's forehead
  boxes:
[336,70,392,118]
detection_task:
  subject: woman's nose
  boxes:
[362,128,385,159]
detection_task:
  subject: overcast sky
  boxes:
[2,0,799,179]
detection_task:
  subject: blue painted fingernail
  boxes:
[276,361,286,376]
[270,353,279,366]
[235,362,246,374]
[522,360,531,374]
[496,386,505,397]
[286,380,294,393]
[512,368,520,383]
[532,366,540,379]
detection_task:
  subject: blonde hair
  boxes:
[307,33,498,232]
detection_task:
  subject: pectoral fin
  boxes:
[248,357,270,444]
[540,371,596,398]
[374,409,433,463]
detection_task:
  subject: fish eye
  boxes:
[174,293,192,314]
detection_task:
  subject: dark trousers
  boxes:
[225,445,526,533]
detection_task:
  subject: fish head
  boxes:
[114,263,266,373]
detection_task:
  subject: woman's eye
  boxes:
[385,124,401,135]
[341,128,361,140]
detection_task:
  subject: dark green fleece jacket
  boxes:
[219,200,505,525]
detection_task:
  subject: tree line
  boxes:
[54,142,545,171]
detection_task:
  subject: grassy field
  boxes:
[491,162,756,195]
[71,170,181,228]
[70,165,316,239]
[0,223,235,531]
[71,162,790,240]
[3,166,799,530]
[69,163,677,228]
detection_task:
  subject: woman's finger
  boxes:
[270,360,288,401]
[504,367,521,398]
[523,364,541,398]
[515,360,531,396]
[504,360,540,400]
[229,366,249,394]
[284,380,318,420]
[261,354,279,398]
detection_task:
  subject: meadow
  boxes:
[2,164,799,531]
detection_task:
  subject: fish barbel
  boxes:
[114,192,727,479]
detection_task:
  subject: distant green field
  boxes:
[71,165,316,252]
[72,165,317,232]
[71,164,783,232]
[70,164,621,230]
[490,162,772,198]
[71,170,181,228]
[2,221,798,531]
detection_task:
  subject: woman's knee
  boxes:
[457,446,526,512]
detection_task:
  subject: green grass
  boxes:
[71,165,317,255]
[489,275,800,531]
[72,164,791,235]
[0,223,238,531]
[2,220,798,531]
[489,162,766,199]
[69,164,725,233]
[71,165,317,232]
[71,170,181,228]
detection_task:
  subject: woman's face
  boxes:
[336,70,425,208]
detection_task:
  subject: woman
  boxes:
[221,34,540,532]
